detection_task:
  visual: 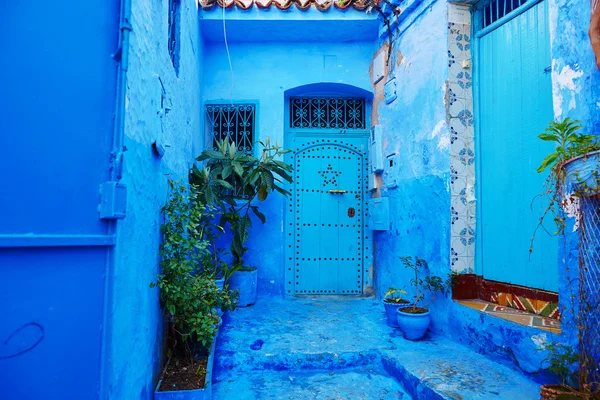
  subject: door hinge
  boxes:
[99,181,127,220]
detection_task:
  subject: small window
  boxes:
[481,0,528,29]
[205,103,256,155]
[290,96,366,130]
[168,0,180,74]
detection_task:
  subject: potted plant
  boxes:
[396,256,450,341]
[201,241,229,292]
[538,342,600,400]
[152,179,236,399]
[383,287,408,327]
[533,119,600,398]
[192,138,293,307]
[531,118,599,251]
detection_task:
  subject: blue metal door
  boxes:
[0,1,119,398]
[476,0,557,291]
[292,136,367,295]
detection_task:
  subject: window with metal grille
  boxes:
[481,0,529,29]
[204,103,256,198]
[168,0,180,74]
[205,103,256,154]
[290,97,366,130]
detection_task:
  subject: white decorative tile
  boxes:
[465,256,475,273]
[452,236,468,257]
[450,134,465,157]
[449,97,467,118]
[448,11,476,274]
[452,194,468,215]
[451,214,467,235]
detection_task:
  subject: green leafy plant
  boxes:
[543,343,580,389]
[399,256,451,314]
[151,179,237,388]
[540,342,600,399]
[531,118,600,253]
[536,118,598,174]
[533,119,600,398]
[191,138,293,275]
[384,287,408,304]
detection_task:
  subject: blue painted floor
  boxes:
[213,296,540,399]
[213,367,410,399]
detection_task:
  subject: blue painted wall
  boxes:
[371,0,451,329]
[106,0,205,398]
[369,0,573,380]
[201,39,376,296]
[549,0,600,360]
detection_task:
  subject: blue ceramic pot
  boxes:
[564,150,600,194]
[383,301,409,327]
[214,278,225,292]
[396,308,431,341]
[228,268,257,307]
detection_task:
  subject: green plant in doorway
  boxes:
[191,137,293,275]
[151,179,237,392]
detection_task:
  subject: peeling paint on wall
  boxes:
[552,62,584,117]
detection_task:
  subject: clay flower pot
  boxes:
[540,384,585,400]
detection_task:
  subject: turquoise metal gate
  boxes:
[475,0,557,291]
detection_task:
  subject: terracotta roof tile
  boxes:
[199,0,373,12]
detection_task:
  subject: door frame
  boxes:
[283,88,372,296]
[472,0,548,279]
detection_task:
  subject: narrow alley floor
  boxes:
[212,296,540,399]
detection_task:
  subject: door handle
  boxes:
[329,190,347,194]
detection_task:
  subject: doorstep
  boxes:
[455,299,561,334]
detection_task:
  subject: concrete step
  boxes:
[213,297,541,400]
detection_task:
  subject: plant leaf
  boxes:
[537,153,559,173]
[538,133,559,142]
[258,185,268,201]
[250,206,266,224]
[222,165,232,180]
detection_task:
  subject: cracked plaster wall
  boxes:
[107,0,205,398]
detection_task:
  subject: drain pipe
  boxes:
[111,0,132,182]
[98,1,132,398]
[98,0,131,221]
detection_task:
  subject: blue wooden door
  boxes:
[477,0,557,291]
[293,136,366,295]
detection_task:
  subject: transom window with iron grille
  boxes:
[479,0,530,29]
[290,97,366,130]
[205,104,256,154]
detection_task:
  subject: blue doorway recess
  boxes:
[475,0,557,291]
[291,135,368,294]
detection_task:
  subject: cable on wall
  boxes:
[222,3,234,104]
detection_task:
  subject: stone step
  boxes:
[213,297,541,400]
